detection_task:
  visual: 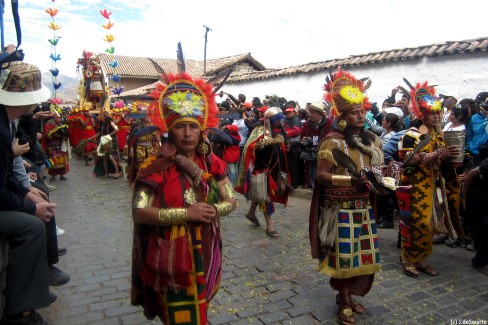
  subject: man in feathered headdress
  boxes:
[397,80,460,278]
[130,43,236,325]
[309,68,383,325]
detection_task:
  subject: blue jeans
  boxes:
[227,162,237,185]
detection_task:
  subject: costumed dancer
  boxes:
[236,106,291,239]
[126,112,161,184]
[131,43,236,324]
[90,110,122,178]
[309,68,383,325]
[77,106,98,165]
[114,106,131,156]
[42,110,70,182]
[397,80,461,278]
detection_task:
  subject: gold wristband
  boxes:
[213,201,234,217]
[221,182,236,200]
[331,175,352,187]
[132,188,154,209]
[158,208,187,225]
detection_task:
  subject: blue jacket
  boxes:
[466,113,488,156]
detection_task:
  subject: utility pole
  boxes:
[203,25,212,76]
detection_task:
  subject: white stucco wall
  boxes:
[221,52,488,108]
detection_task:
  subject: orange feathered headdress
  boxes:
[323,67,372,119]
[404,79,442,120]
[147,43,232,133]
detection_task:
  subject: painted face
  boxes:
[344,107,366,130]
[169,121,201,155]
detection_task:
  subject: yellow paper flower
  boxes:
[45,8,58,17]
[104,34,115,42]
[339,85,363,104]
[48,22,61,31]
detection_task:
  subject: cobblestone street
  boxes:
[41,158,488,324]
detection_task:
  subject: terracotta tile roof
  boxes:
[225,36,488,83]
[99,52,266,79]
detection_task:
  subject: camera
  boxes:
[41,102,51,112]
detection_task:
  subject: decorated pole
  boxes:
[100,8,123,109]
[46,2,63,113]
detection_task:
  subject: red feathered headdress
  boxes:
[148,73,219,133]
[147,43,233,133]
[323,67,372,119]
[404,79,442,120]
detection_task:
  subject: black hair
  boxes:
[384,113,401,132]
[344,128,376,148]
[451,103,470,124]
[219,100,231,111]
[252,97,262,108]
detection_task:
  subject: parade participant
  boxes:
[114,106,131,154]
[91,111,122,178]
[309,68,382,325]
[126,115,161,184]
[77,106,97,165]
[397,80,460,277]
[236,106,291,239]
[42,110,70,182]
[131,49,237,324]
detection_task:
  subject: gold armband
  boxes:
[132,188,155,209]
[221,182,236,200]
[213,201,234,217]
[331,175,352,187]
[158,208,187,225]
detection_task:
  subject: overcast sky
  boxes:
[3,0,487,78]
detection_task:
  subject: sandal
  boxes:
[415,263,439,276]
[336,295,366,315]
[245,214,260,226]
[349,300,366,315]
[338,305,355,325]
[400,257,419,278]
[265,229,280,239]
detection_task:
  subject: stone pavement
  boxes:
[42,158,488,324]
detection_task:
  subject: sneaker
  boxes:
[57,247,67,256]
[466,243,476,252]
[48,266,70,286]
[0,310,48,325]
[45,184,56,192]
[56,226,65,237]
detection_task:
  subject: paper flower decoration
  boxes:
[100,9,112,19]
[112,86,124,95]
[48,38,59,46]
[103,34,115,43]
[108,60,118,68]
[45,8,58,17]
[50,53,61,61]
[54,83,62,90]
[48,22,61,30]
[102,21,114,29]
[50,68,59,77]
[110,74,121,83]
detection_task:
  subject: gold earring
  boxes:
[338,119,347,131]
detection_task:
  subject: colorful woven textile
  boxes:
[319,206,380,279]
